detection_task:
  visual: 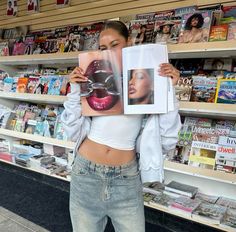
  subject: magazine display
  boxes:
[79,50,123,116]
[122,44,169,114]
[192,202,227,224]
[220,208,236,230]
[165,180,198,198]
[195,192,219,204]
[169,196,201,217]
[150,192,178,209]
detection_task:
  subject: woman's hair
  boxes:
[101,20,129,41]
[184,13,204,30]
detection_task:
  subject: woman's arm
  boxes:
[61,67,91,142]
[61,83,91,142]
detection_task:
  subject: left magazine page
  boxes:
[79,50,123,116]
[122,43,169,114]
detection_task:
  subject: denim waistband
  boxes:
[75,153,138,175]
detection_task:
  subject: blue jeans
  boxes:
[70,154,145,232]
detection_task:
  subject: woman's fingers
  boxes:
[69,67,88,83]
[158,63,180,86]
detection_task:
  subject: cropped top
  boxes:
[88,114,143,150]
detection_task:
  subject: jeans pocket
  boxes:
[72,157,88,176]
[120,162,140,180]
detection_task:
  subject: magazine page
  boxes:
[122,44,169,114]
[79,50,123,116]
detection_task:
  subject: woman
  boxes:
[128,68,154,105]
[61,20,181,232]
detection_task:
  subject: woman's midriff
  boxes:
[78,137,136,166]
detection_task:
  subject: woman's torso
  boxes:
[78,114,143,166]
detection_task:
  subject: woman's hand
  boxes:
[69,67,88,84]
[158,63,180,86]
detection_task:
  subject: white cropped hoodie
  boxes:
[61,83,181,183]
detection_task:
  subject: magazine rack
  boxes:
[0,0,236,231]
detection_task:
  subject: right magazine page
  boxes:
[122,43,169,114]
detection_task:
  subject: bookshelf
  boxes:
[0,128,75,149]
[0,0,236,230]
[144,202,233,232]
[164,160,236,185]
[0,41,235,66]
[0,92,67,104]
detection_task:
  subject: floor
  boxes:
[0,206,49,232]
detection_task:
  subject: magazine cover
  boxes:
[27,0,40,13]
[79,50,123,116]
[215,79,236,104]
[56,0,70,7]
[6,0,17,16]
[192,202,227,224]
[16,77,29,93]
[47,76,63,95]
[122,44,169,114]
[0,41,9,56]
[208,24,228,42]
[203,58,233,71]
[178,11,213,43]
[153,20,181,44]
[24,34,35,55]
[227,22,236,41]
[27,77,40,94]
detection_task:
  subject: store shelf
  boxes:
[0,41,235,66]
[144,202,231,232]
[179,101,236,119]
[0,158,70,182]
[164,160,236,185]
[0,92,67,104]
[0,128,75,149]
[0,52,81,65]
[168,40,236,59]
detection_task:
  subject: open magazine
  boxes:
[122,43,170,114]
[79,44,172,116]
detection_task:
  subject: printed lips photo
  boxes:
[79,50,123,116]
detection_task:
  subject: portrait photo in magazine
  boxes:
[122,44,169,114]
[79,50,123,116]
[127,68,154,105]
[6,0,17,17]
[178,11,212,43]
[27,0,40,13]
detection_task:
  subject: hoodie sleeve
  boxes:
[61,83,91,142]
[159,91,181,154]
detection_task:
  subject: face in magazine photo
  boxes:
[79,50,123,116]
[128,68,154,105]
